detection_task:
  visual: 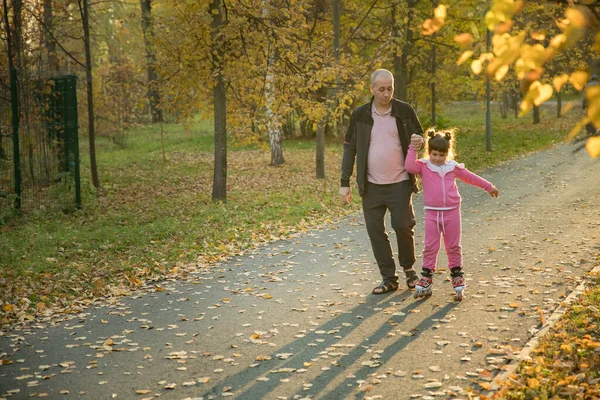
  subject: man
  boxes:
[583,74,599,135]
[340,69,424,294]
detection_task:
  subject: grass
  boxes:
[490,268,600,400]
[0,101,587,326]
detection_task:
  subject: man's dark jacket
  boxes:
[340,97,424,196]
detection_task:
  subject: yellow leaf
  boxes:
[553,74,570,92]
[533,84,553,106]
[454,33,473,49]
[585,137,600,158]
[561,343,573,353]
[495,64,509,81]
[549,33,567,50]
[527,377,540,389]
[509,302,519,308]
[565,7,588,28]
[263,293,273,299]
[2,304,14,312]
[566,118,588,141]
[570,70,588,91]
[135,389,152,394]
[457,50,473,66]
[221,297,231,302]
[471,60,483,75]
[531,31,546,41]
[198,377,211,384]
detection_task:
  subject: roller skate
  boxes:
[404,268,419,290]
[414,271,433,299]
[451,267,465,301]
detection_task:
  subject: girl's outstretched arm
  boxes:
[455,167,498,196]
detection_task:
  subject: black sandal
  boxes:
[372,280,399,294]
[404,268,419,290]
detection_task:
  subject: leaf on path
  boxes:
[135,389,152,394]
[198,377,210,384]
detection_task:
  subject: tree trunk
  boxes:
[139,0,162,123]
[556,90,562,118]
[11,0,22,70]
[393,4,414,101]
[262,1,284,166]
[431,44,437,126]
[80,0,100,188]
[315,86,326,179]
[333,0,344,136]
[211,0,227,202]
[43,0,58,74]
[3,0,21,208]
[533,105,540,124]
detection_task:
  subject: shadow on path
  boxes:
[199,289,457,399]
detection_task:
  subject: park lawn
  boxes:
[488,267,600,400]
[0,101,585,325]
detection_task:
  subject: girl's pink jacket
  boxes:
[405,145,494,210]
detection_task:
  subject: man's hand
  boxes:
[488,186,499,198]
[339,187,352,204]
[411,134,424,151]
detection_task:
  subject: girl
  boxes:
[405,129,499,300]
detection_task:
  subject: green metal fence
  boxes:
[0,74,81,218]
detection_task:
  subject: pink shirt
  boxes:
[367,104,409,184]
[405,145,494,209]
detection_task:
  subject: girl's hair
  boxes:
[425,128,456,159]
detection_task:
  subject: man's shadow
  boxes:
[199,290,458,399]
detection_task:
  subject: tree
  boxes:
[43,0,58,73]
[78,0,99,188]
[262,0,284,166]
[211,0,227,202]
[139,0,162,123]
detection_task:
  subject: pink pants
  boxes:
[422,208,462,272]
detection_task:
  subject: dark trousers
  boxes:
[362,180,416,283]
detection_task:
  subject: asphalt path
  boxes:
[1,143,599,400]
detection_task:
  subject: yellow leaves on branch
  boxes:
[484,0,521,31]
[422,4,447,36]
[487,32,525,79]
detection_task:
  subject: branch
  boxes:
[341,0,379,50]
[22,1,86,68]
